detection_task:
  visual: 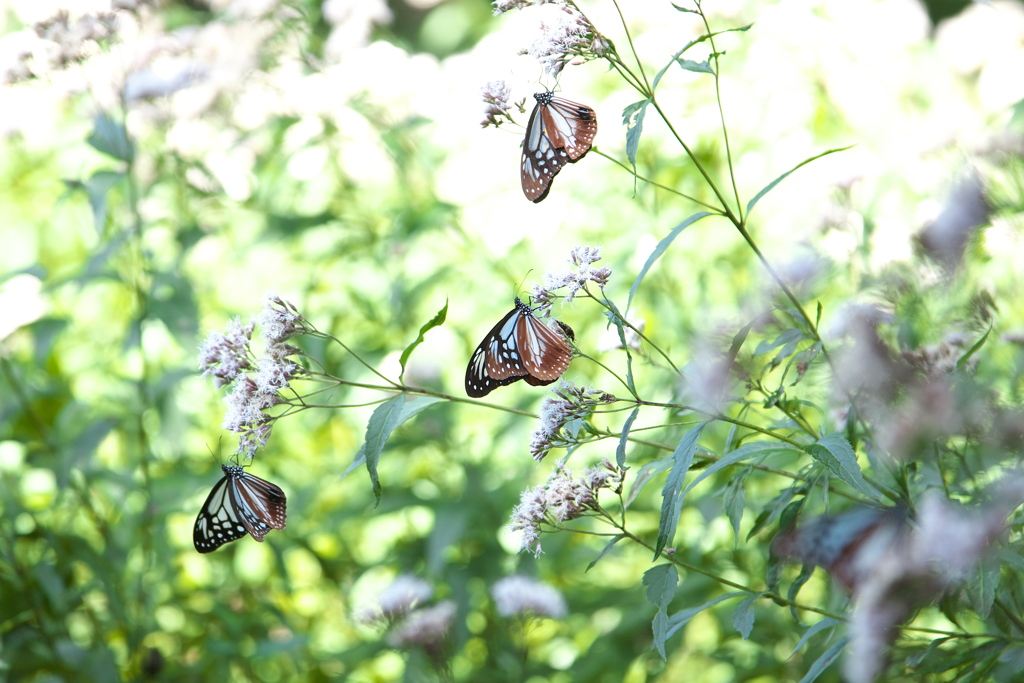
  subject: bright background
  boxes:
[2,0,1024,680]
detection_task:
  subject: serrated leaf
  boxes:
[807,433,879,498]
[753,328,803,356]
[655,424,706,558]
[628,212,712,312]
[622,99,651,174]
[665,592,745,639]
[643,564,678,659]
[677,58,714,74]
[354,395,443,502]
[625,455,674,508]
[399,300,447,382]
[732,592,762,639]
[616,407,640,469]
[797,637,847,683]
[586,534,625,572]
[746,145,855,217]
[789,617,841,658]
[723,469,748,544]
[87,113,135,163]
[967,562,999,619]
[683,440,800,499]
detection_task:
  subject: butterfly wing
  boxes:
[521,100,571,203]
[228,469,287,542]
[539,95,597,160]
[517,308,573,381]
[466,306,531,398]
[193,473,249,553]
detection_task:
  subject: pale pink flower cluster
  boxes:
[2,8,120,84]
[518,5,605,76]
[480,79,513,128]
[492,0,561,15]
[491,575,567,618]
[509,459,625,556]
[355,574,434,626]
[385,600,456,651]
[529,381,616,460]
[199,293,306,460]
[198,317,254,388]
[530,245,612,316]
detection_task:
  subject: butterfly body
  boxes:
[466,298,573,397]
[193,464,287,553]
[521,92,597,203]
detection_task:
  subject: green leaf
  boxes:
[723,468,749,544]
[586,534,625,572]
[753,328,803,356]
[789,617,842,658]
[616,407,640,469]
[683,440,800,499]
[806,433,879,498]
[748,486,801,539]
[643,564,679,659]
[732,592,762,639]
[746,145,855,217]
[677,58,714,74]
[622,99,651,174]
[74,170,124,234]
[655,424,705,558]
[797,637,847,683]
[87,113,135,163]
[628,212,713,312]
[787,564,815,620]
[957,325,990,372]
[353,395,443,502]
[665,592,745,639]
[399,300,448,382]
[625,454,674,507]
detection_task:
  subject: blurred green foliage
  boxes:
[2,0,1024,682]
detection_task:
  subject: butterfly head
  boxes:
[534,91,555,106]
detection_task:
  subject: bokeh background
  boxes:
[2,0,1024,680]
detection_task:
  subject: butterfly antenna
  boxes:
[515,271,534,302]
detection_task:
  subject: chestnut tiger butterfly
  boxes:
[465,297,575,398]
[521,92,598,203]
[771,505,908,591]
[193,463,287,553]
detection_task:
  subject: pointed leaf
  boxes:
[399,300,448,381]
[616,407,640,469]
[665,592,746,639]
[357,395,443,502]
[643,564,678,659]
[628,212,712,311]
[677,58,714,74]
[655,424,705,558]
[797,637,848,683]
[622,99,651,173]
[684,440,800,498]
[87,113,135,163]
[807,433,879,498]
[732,592,762,639]
[586,534,625,572]
[746,145,854,217]
[625,454,674,508]
[723,468,749,544]
[789,617,842,658]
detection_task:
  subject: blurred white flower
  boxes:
[386,600,456,649]
[356,574,434,625]
[492,575,567,618]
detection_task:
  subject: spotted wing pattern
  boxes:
[521,92,598,203]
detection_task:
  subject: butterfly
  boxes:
[465,297,574,398]
[193,464,287,553]
[771,505,909,591]
[521,92,598,203]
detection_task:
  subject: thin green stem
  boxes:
[611,0,650,92]
[592,150,724,212]
[698,2,743,221]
